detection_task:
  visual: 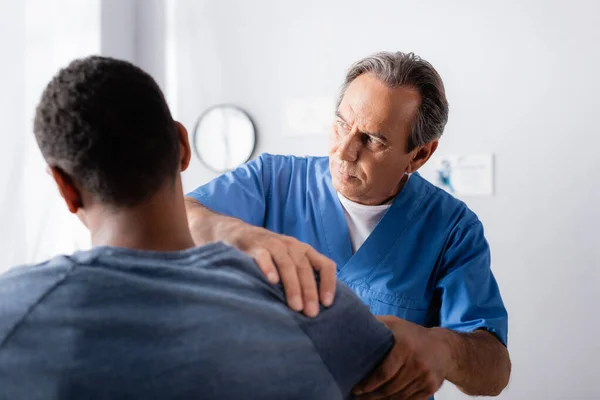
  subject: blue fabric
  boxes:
[188,154,509,346]
[0,243,393,400]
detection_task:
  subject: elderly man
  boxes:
[185,51,511,399]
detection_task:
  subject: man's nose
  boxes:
[336,133,360,162]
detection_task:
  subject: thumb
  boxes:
[376,315,398,328]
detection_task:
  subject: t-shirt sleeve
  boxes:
[294,282,394,397]
[436,219,509,346]
[0,258,73,349]
[186,154,270,227]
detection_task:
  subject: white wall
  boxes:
[0,1,26,271]
[101,0,166,90]
[0,0,162,271]
[21,0,100,264]
[0,0,100,271]
[170,1,600,399]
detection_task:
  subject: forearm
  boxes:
[184,197,247,246]
[435,328,511,396]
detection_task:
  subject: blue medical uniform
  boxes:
[188,153,508,346]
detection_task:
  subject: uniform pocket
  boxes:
[369,299,430,326]
[344,285,437,327]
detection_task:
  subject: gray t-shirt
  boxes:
[0,242,392,400]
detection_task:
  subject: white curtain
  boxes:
[0,0,100,272]
[0,1,27,271]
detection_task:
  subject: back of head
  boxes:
[34,56,180,208]
[338,51,449,151]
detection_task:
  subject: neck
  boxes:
[350,174,410,206]
[86,183,195,252]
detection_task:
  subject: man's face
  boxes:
[328,73,424,205]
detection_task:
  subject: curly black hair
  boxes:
[34,56,180,207]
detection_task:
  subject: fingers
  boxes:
[356,363,440,400]
[271,250,304,313]
[293,253,320,317]
[402,371,440,400]
[356,378,431,400]
[247,232,337,317]
[251,248,280,284]
[375,315,399,328]
[354,353,403,395]
[354,391,386,400]
[406,391,432,400]
[306,247,336,307]
[373,376,421,399]
[251,245,309,316]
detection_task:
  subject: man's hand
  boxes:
[354,316,452,400]
[228,223,337,317]
[185,198,337,318]
[354,316,511,399]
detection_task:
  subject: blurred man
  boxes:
[0,56,393,400]
[185,52,511,399]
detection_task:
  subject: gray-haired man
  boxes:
[186,51,511,399]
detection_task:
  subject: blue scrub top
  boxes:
[188,153,508,346]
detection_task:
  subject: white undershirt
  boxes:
[337,193,392,253]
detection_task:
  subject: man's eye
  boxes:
[337,121,349,131]
[367,136,379,144]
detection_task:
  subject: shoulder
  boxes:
[197,243,288,299]
[258,153,330,186]
[293,281,393,392]
[0,254,77,287]
[0,255,77,349]
[259,153,329,170]
[197,242,262,275]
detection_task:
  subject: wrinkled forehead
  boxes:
[339,73,420,141]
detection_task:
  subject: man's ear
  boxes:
[175,121,192,172]
[408,140,439,174]
[49,166,82,214]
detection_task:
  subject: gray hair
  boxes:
[337,51,449,151]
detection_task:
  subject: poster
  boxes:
[424,154,494,196]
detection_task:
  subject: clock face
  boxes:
[193,105,256,172]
